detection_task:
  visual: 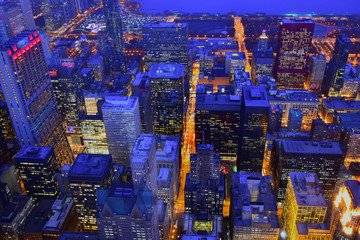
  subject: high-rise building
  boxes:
[251,30,274,85]
[42,196,76,239]
[0,30,73,167]
[287,108,303,132]
[0,2,25,44]
[274,19,315,90]
[0,195,34,239]
[332,180,360,239]
[143,22,189,76]
[283,173,328,240]
[320,98,360,123]
[149,64,184,136]
[0,100,16,141]
[97,181,159,240]
[131,134,157,195]
[238,86,269,172]
[157,168,174,221]
[306,55,326,92]
[185,144,224,215]
[131,72,153,133]
[268,104,283,133]
[80,115,109,155]
[311,119,342,142]
[12,0,36,29]
[14,146,59,200]
[271,140,344,201]
[49,65,86,136]
[40,0,65,31]
[231,172,280,239]
[195,94,241,163]
[61,0,77,24]
[267,90,320,130]
[155,135,181,194]
[68,154,113,232]
[323,34,352,96]
[102,96,141,166]
[343,127,360,167]
[103,0,125,72]
[225,52,246,75]
[87,55,104,82]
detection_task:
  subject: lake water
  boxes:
[137,0,359,15]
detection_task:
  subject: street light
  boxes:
[280,230,287,239]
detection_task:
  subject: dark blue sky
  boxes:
[139,0,359,15]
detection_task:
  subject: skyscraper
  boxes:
[271,140,344,201]
[274,19,315,90]
[131,133,157,195]
[0,30,73,167]
[40,0,65,31]
[149,64,185,136]
[102,96,141,166]
[195,94,241,163]
[232,172,280,239]
[14,146,59,200]
[251,30,274,85]
[68,154,113,232]
[97,181,159,240]
[306,55,326,91]
[143,22,189,76]
[323,34,352,96]
[0,2,25,44]
[283,173,328,240]
[80,115,109,155]
[185,144,224,215]
[287,108,303,132]
[238,86,269,172]
[103,0,125,72]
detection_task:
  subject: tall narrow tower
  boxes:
[0,30,73,167]
[103,0,125,72]
[274,19,314,90]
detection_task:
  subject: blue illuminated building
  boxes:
[68,154,114,232]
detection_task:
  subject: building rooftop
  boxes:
[345,180,360,208]
[88,54,102,64]
[280,140,343,155]
[68,154,112,178]
[296,222,331,235]
[131,134,155,164]
[102,95,138,111]
[156,136,181,163]
[196,94,241,111]
[149,63,185,79]
[232,172,279,228]
[290,172,327,207]
[242,86,269,108]
[14,146,54,163]
[281,18,314,24]
[267,90,319,103]
[0,195,33,224]
[23,199,54,233]
[0,30,39,54]
[336,111,360,130]
[323,98,360,109]
[226,52,246,60]
[158,168,172,188]
[43,196,74,231]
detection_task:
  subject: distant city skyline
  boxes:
[139,0,359,15]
